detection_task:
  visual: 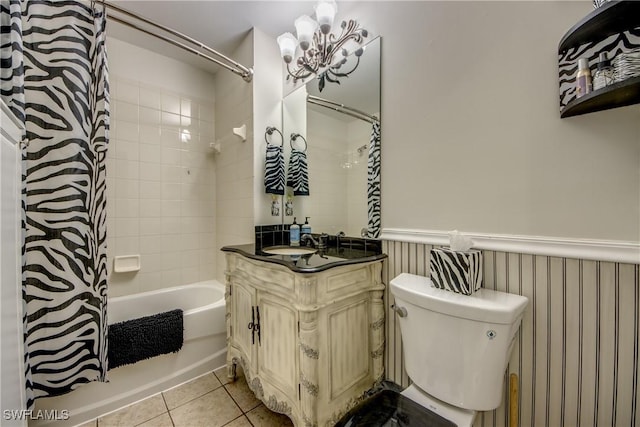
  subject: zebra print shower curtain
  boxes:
[1,0,109,407]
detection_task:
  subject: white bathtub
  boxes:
[32,280,227,426]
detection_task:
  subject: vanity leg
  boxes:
[228,361,237,381]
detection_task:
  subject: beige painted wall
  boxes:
[343,1,639,242]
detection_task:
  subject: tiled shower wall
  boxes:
[213,31,254,281]
[106,75,217,297]
[383,240,640,427]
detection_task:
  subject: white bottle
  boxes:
[290,217,300,246]
[301,217,311,235]
[576,57,592,98]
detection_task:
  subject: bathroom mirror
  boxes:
[281,36,381,238]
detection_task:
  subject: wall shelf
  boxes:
[559,1,640,54]
[558,0,640,118]
[561,75,640,118]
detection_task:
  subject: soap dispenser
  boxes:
[301,217,311,235]
[290,217,300,246]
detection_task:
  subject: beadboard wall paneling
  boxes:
[382,239,640,427]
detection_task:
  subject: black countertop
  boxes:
[221,243,386,273]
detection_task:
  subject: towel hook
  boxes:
[290,133,308,152]
[265,126,283,147]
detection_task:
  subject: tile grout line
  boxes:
[159,392,176,427]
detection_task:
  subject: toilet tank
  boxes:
[390,273,528,411]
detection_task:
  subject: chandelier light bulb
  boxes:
[294,15,317,51]
[315,0,337,35]
[277,32,298,63]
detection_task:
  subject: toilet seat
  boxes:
[401,384,476,427]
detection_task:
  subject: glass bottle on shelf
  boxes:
[593,52,615,90]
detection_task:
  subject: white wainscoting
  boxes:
[382,231,640,427]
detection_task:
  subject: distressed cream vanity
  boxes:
[222,244,386,426]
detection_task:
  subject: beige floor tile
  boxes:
[163,372,222,409]
[213,365,235,386]
[170,388,242,427]
[224,376,261,412]
[245,405,294,427]
[137,412,173,427]
[222,415,252,427]
[75,420,97,427]
[98,394,167,427]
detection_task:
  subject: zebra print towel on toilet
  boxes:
[264,143,285,195]
[430,247,483,295]
[287,149,309,196]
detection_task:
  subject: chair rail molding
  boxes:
[380,228,640,264]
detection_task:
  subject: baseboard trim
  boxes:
[380,228,640,264]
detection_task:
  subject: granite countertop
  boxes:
[221,242,386,273]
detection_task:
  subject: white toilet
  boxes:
[389,272,528,427]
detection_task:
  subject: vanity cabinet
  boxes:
[558,1,640,118]
[224,252,385,427]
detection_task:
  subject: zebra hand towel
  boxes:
[287,149,310,196]
[108,309,183,370]
[429,247,483,295]
[265,143,285,195]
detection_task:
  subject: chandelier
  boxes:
[276,0,368,91]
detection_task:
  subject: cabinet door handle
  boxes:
[248,306,255,344]
[255,306,261,345]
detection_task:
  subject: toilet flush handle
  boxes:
[391,304,407,318]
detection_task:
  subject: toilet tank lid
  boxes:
[390,273,528,325]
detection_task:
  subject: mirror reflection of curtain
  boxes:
[1,0,110,406]
[367,121,381,238]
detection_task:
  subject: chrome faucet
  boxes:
[301,233,328,250]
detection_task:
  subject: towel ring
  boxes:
[265,126,283,146]
[290,133,308,152]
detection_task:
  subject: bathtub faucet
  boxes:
[301,233,328,250]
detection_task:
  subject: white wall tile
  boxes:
[139,85,161,110]
[139,107,161,126]
[139,218,162,236]
[139,162,162,182]
[116,80,139,104]
[116,121,139,143]
[139,199,162,218]
[139,143,162,164]
[139,125,161,145]
[115,100,138,123]
[161,93,181,115]
[108,41,218,296]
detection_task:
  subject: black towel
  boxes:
[108,309,183,370]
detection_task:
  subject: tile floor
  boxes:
[78,366,294,427]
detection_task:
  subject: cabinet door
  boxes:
[229,282,256,369]
[257,293,299,399]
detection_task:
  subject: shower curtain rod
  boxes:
[307,95,378,124]
[100,1,253,82]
